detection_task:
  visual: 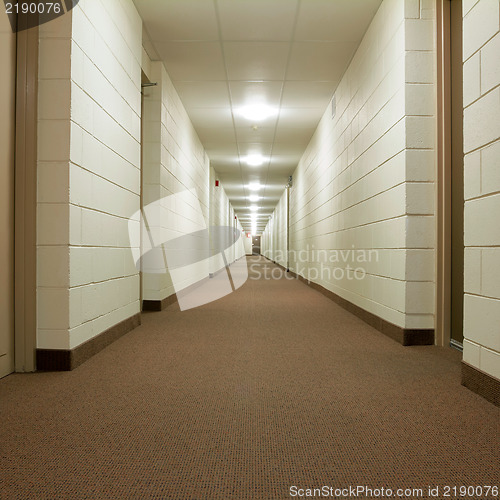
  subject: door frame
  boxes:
[435,0,452,347]
[14,25,39,372]
[435,0,464,349]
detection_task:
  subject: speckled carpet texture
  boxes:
[1,257,499,499]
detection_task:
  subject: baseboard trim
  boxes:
[461,362,500,407]
[36,313,142,372]
[277,262,434,346]
[142,274,218,312]
[142,294,178,312]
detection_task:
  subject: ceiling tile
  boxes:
[267,163,298,176]
[271,142,308,155]
[287,42,358,81]
[137,0,383,233]
[133,0,219,41]
[155,42,226,81]
[223,42,289,81]
[295,0,382,42]
[235,126,276,143]
[210,162,242,176]
[233,114,278,129]
[278,108,323,129]
[188,107,234,128]
[197,126,236,143]
[281,81,336,108]
[237,143,273,156]
[174,81,230,108]
[217,0,299,41]
[274,127,314,144]
[204,143,239,157]
[229,81,283,108]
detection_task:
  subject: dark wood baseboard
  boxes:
[36,313,141,371]
[462,362,500,407]
[261,255,434,346]
[142,273,218,312]
[142,294,178,312]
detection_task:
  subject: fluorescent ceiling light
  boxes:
[250,205,259,212]
[248,195,260,202]
[237,104,277,121]
[244,154,266,167]
[248,183,261,191]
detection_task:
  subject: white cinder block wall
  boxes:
[210,166,226,273]
[462,0,500,380]
[274,190,288,269]
[142,59,211,301]
[38,0,143,350]
[262,189,288,269]
[261,216,273,260]
[265,0,436,330]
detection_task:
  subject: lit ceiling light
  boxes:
[237,104,277,121]
[244,154,266,167]
[248,195,260,202]
[248,183,261,192]
[250,205,259,212]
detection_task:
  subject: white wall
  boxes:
[141,69,244,299]
[141,60,210,301]
[462,0,500,380]
[209,167,246,270]
[38,0,244,348]
[37,0,142,350]
[261,188,288,268]
[243,234,252,256]
[265,0,436,330]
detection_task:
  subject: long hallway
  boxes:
[1,257,498,499]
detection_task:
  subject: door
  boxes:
[0,13,16,378]
[450,0,464,348]
[252,236,261,255]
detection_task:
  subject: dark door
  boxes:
[252,236,261,255]
[0,13,16,378]
[450,0,464,348]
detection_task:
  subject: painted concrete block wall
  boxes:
[209,167,230,274]
[141,59,210,301]
[261,216,274,260]
[243,233,252,256]
[37,0,143,350]
[141,63,243,300]
[274,190,288,269]
[462,0,500,380]
[262,189,288,269]
[267,0,436,330]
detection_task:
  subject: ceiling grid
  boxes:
[133,0,382,233]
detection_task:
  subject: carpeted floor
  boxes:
[1,257,499,499]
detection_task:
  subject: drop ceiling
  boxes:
[133,0,383,233]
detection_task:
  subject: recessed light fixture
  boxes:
[244,154,266,167]
[248,195,260,202]
[237,104,277,121]
[248,183,261,191]
[250,205,259,212]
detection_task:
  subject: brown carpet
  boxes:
[1,257,499,499]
